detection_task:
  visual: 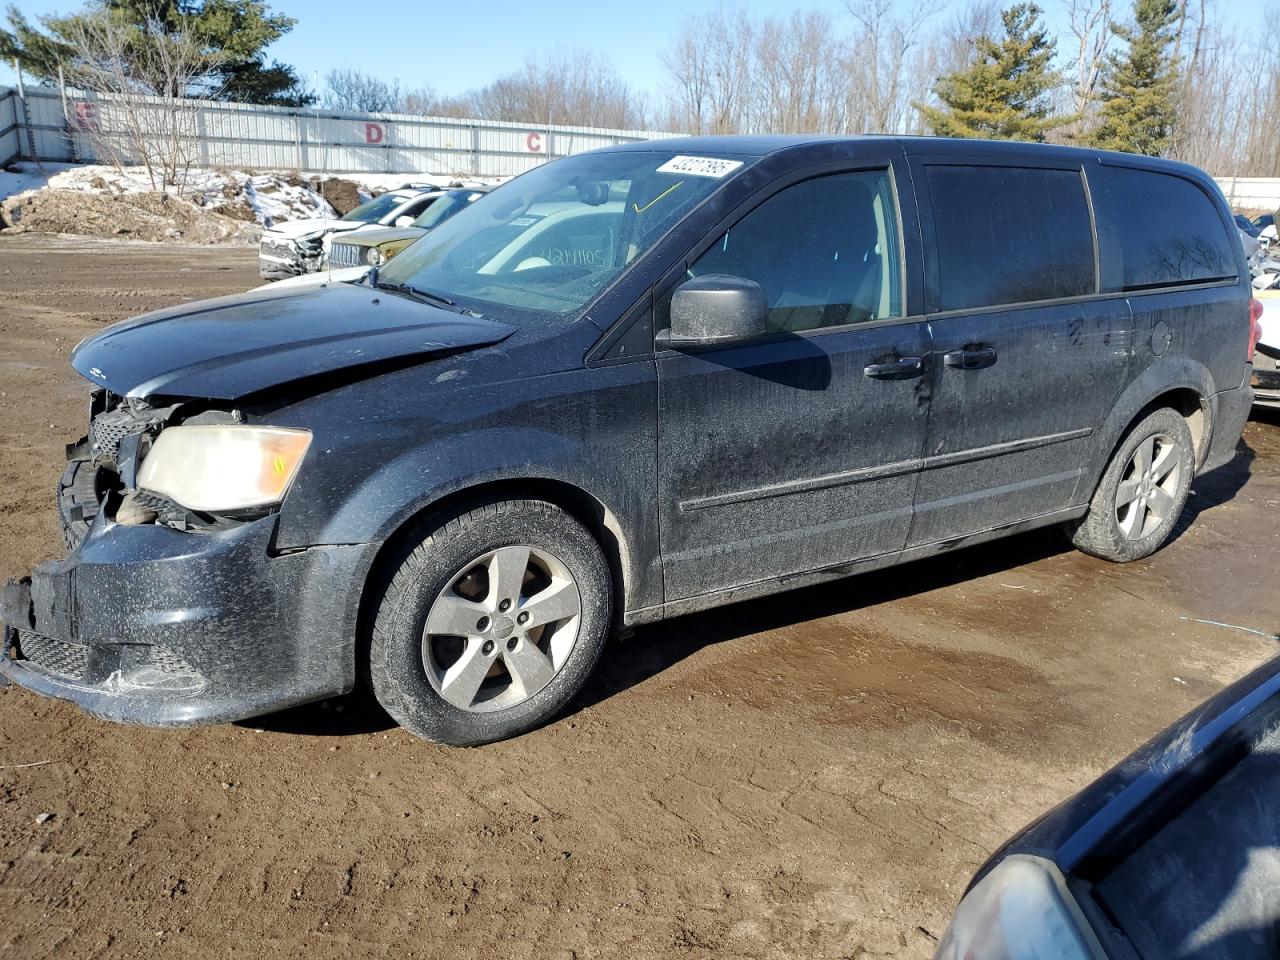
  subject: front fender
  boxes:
[269,356,661,611]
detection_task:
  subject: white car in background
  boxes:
[1253,290,1280,408]
[257,187,444,280]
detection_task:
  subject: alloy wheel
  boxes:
[1114,433,1182,540]
[421,545,582,712]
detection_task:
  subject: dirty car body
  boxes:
[0,136,1258,741]
[936,652,1280,960]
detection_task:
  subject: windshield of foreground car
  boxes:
[376,151,750,320]
[342,193,406,223]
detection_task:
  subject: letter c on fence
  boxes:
[365,122,384,145]
[526,132,543,153]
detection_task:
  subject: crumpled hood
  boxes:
[264,218,363,240]
[72,282,513,400]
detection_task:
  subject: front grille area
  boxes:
[17,630,89,680]
[329,242,364,268]
[261,238,295,260]
[89,403,139,463]
[15,630,204,689]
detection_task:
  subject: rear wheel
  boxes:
[1070,407,1194,562]
[368,499,611,745]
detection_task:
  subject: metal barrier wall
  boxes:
[1217,178,1280,212]
[0,87,19,167]
[3,85,677,177]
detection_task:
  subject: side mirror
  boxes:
[665,274,768,347]
[394,215,414,228]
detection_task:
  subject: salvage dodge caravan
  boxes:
[1,137,1260,745]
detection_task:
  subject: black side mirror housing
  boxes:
[665,274,768,347]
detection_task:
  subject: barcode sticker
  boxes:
[656,156,744,178]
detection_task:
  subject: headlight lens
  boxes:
[366,247,384,265]
[934,856,1106,960]
[136,425,312,513]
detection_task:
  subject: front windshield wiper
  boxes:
[378,280,457,308]
[367,267,460,310]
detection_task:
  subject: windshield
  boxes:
[412,190,486,231]
[342,193,405,223]
[377,151,748,319]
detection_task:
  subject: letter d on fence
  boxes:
[365,122,384,145]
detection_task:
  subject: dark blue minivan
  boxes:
[0,136,1260,744]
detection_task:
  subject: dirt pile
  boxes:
[318,178,363,215]
[0,189,261,244]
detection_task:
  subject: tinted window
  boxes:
[341,193,404,223]
[1095,166,1237,290]
[926,166,1095,311]
[688,170,902,334]
[379,151,738,319]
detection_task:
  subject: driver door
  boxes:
[655,165,933,601]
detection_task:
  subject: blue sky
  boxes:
[0,0,1254,106]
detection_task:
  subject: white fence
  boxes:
[0,86,19,167]
[1217,178,1280,211]
[0,84,676,176]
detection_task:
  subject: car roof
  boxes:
[595,134,1215,182]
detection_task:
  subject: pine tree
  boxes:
[0,0,312,106]
[1091,0,1180,155]
[916,3,1070,142]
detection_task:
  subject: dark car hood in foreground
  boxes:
[71,282,513,400]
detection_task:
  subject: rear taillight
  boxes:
[1249,298,1264,360]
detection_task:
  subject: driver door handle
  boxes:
[943,346,998,370]
[863,356,924,380]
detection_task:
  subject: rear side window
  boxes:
[1094,166,1237,290]
[688,169,902,334]
[925,165,1095,312]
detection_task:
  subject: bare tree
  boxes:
[323,68,403,113]
[1171,12,1280,177]
[468,50,647,129]
[1062,0,1112,137]
[843,0,933,134]
[660,7,755,134]
[752,11,846,133]
[59,9,225,192]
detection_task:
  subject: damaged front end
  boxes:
[58,391,252,546]
[1,282,510,725]
[259,233,325,280]
[1,388,375,726]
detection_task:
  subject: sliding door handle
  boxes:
[943,346,998,370]
[863,356,924,380]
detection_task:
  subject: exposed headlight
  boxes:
[366,247,384,265]
[934,856,1106,960]
[136,425,312,513]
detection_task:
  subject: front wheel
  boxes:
[368,499,611,745]
[1069,407,1195,562]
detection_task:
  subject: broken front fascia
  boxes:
[0,389,370,725]
[63,390,274,538]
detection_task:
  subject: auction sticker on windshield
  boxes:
[656,156,744,178]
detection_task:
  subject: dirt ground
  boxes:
[1,234,1277,959]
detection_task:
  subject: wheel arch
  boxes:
[1081,365,1213,506]
[355,477,634,653]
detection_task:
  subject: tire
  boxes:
[1070,407,1195,562]
[368,499,611,746]
[56,459,110,550]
